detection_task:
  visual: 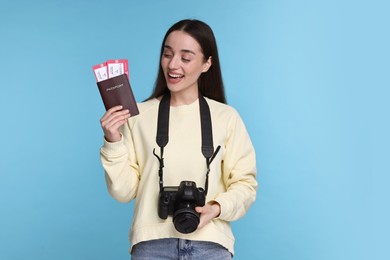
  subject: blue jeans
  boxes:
[131,238,232,260]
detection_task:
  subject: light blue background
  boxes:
[0,0,386,259]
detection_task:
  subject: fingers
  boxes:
[196,203,221,229]
[100,105,125,122]
[198,211,210,229]
[102,109,130,129]
[100,106,131,142]
[196,207,208,229]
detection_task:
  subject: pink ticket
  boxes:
[92,62,108,82]
[106,59,129,79]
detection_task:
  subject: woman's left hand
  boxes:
[196,201,221,229]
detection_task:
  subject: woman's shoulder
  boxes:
[205,97,239,117]
[127,98,159,126]
[137,98,160,113]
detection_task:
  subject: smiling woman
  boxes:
[160,30,212,105]
[99,19,257,259]
[151,19,226,105]
[0,0,381,259]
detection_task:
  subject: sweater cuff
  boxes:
[100,135,127,156]
[213,196,231,221]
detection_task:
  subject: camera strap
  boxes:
[153,92,221,195]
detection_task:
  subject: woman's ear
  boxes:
[202,56,212,73]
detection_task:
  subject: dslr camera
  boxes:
[158,181,205,234]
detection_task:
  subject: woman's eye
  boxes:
[163,53,172,58]
[182,58,190,62]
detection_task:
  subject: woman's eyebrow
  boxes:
[164,45,196,55]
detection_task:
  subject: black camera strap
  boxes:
[153,92,221,195]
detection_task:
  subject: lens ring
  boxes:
[173,208,199,234]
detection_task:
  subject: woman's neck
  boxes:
[169,89,199,106]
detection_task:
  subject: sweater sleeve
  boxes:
[100,121,140,203]
[214,111,258,221]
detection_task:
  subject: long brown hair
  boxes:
[147,19,226,104]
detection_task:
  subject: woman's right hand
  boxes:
[100,106,131,142]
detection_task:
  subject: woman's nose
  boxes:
[168,56,179,69]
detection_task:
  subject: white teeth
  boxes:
[169,73,183,78]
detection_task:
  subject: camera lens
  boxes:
[173,207,200,234]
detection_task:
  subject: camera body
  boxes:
[158,181,206,234]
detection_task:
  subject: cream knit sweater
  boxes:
[100,97,257,255]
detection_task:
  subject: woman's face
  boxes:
[161,30,211,99]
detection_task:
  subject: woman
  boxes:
[100,19,257,259]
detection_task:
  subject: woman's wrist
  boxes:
[104,133,122,143]
[207,201,221,218]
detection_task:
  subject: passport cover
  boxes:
[97,73,139,116]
